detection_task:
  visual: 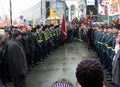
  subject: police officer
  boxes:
[106,26,118,81]
[43,25,49,57]
[99,26,108,68]
[55,25,61,48]
[31,28,39,66]
[101,26,113,81]
[36,25,45,60]
[96,26,104,60]
[48,25,54,52]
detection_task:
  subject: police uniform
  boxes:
[36,31,44,60]
[43,29,49,57]
[104,32,111,70]
[97,31,104,64]
[96,31,103,59]
[100,32,108,68]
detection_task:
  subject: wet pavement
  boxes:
[26,41,112,87]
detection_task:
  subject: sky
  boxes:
[0,0,40,19]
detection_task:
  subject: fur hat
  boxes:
[13,29,23,37]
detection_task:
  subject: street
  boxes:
[26,41,99,87]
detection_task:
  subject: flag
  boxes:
[50,6,56,18]
[33,15,36,28]
[3,15,10,26]
[61,14,67,42]
[5,15,9,22]
[13,19,17,25]
[49,6,59,24]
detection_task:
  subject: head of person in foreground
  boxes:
[51,78,73,87]
[76,58,104,87]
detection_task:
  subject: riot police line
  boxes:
[0,24,64,87]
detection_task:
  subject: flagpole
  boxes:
[10,0,12,26]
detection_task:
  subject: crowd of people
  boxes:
[52,23,120,87]
[0,24,64,87]
[0,22,119,87]
[79,24,120,87]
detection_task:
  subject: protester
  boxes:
[7,29,28,87]
[0,28,12,87]
[0,29,6,86]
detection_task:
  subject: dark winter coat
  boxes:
[0,40,10,81]
[7,38,28,78]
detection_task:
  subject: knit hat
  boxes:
[51,79,73,87]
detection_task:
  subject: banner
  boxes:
[98,0,119,16]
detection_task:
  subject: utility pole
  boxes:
[10,0,12,26]
[41,0,42,19]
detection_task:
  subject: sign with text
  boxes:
[87,0,95,5]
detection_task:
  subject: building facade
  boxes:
[21,0,46,25]
[49,0,68,22]
[64,0,87,22]
[21,0,87,24]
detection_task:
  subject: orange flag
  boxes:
[5,15,9,21]
[50,6,56,23]
[61,14,67,42]
[50,6,56,18]
[3,15,9,26]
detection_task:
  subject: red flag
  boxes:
[61,14,67,42]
